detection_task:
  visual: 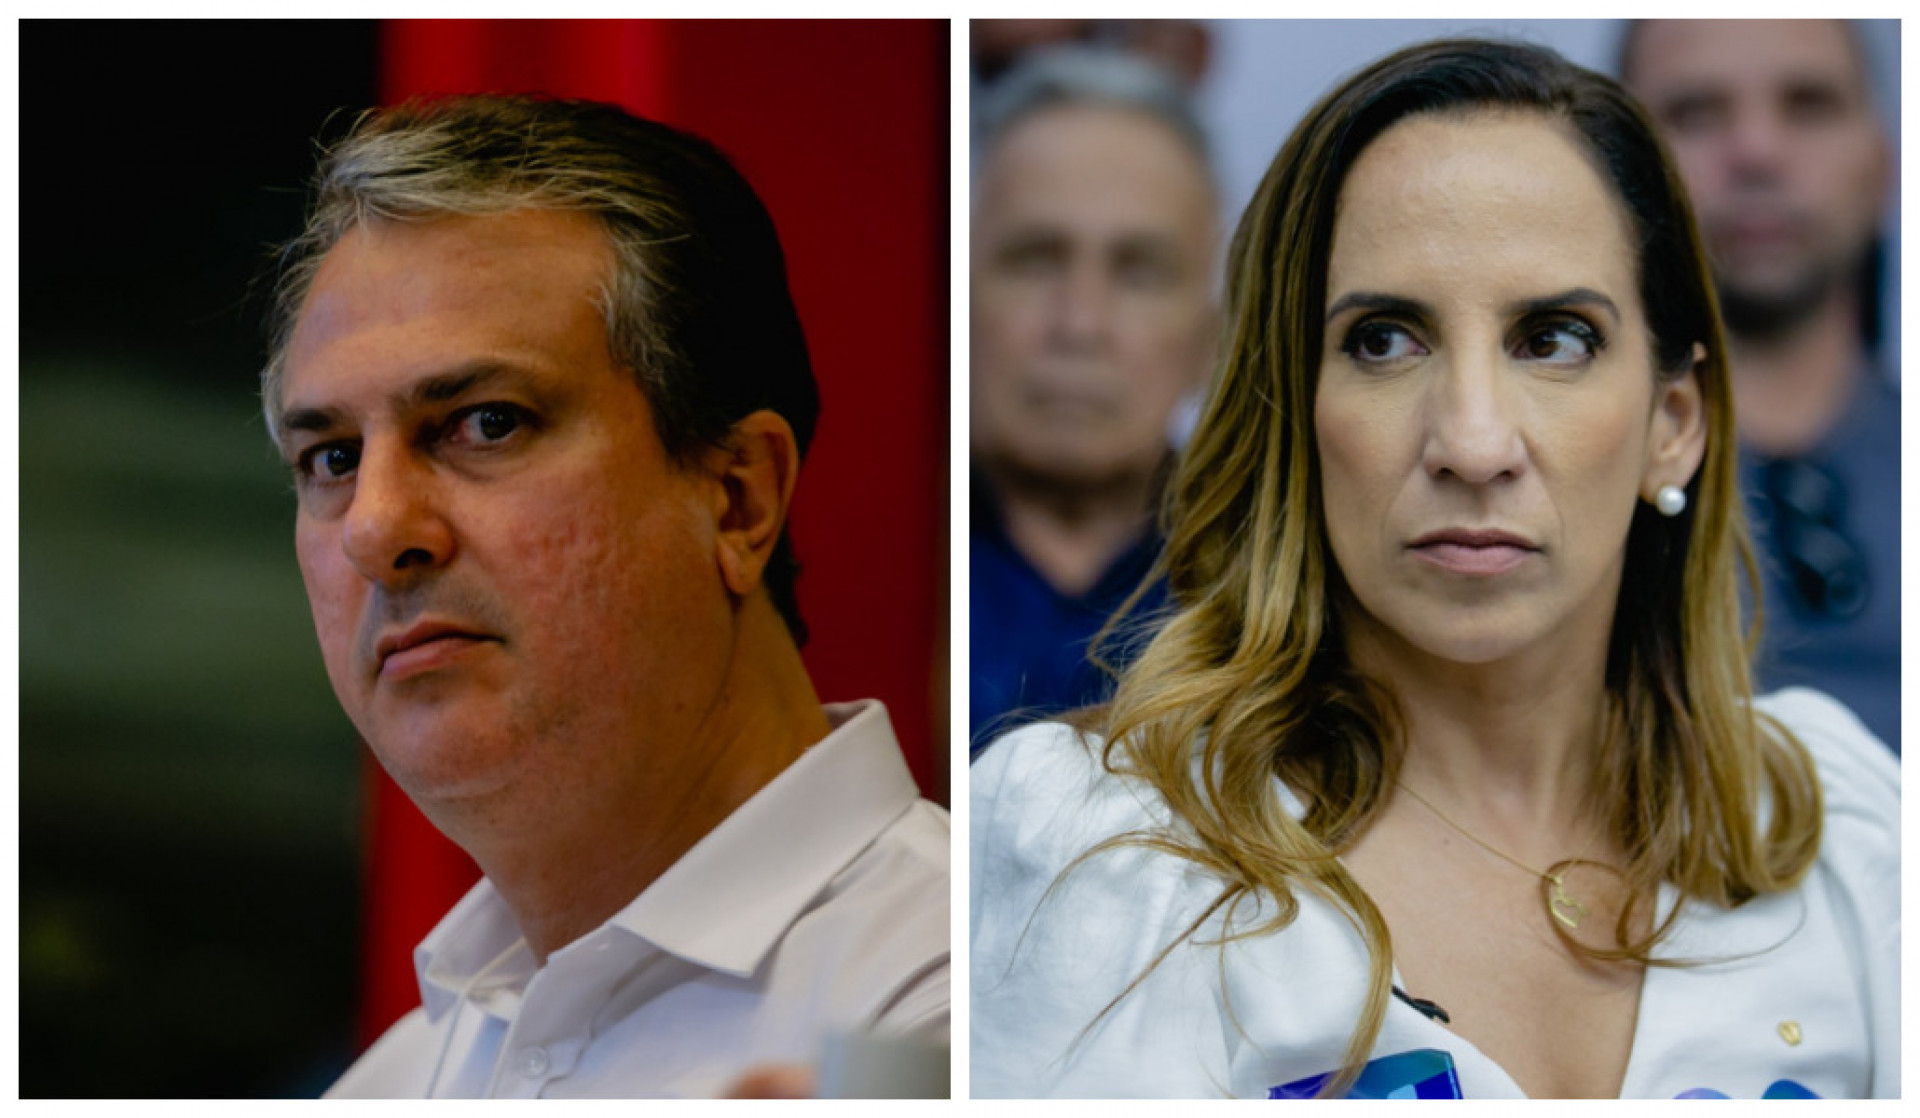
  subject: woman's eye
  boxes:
[1516,321,1603,365]
[1344,321,1426,363]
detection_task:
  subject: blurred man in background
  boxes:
[970,49,1218,745]
[971,19,1211,88]
[1622,19,1899,751]
[268,95,948,1096]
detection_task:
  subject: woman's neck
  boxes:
[1345,610,1613,847]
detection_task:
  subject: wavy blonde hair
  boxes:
[1076,39,1822,1095]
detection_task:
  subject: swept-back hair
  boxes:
[972,44,1212,188]
[1082,38,1820,1094]
[264,94,819,643]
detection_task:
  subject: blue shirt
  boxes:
[1740,368,1900,753]
[969,473,1168,750]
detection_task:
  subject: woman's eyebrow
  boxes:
[1324,292,1431,324]
[1509,287,1620,322]
[1324,288,1621,327]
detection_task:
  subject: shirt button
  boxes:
[517,1046,551,1079]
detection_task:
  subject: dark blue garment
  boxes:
[1740,369,1900,753]
[969,483,1169,753]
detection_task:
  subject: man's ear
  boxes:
[701,410,801,598]
[1643,342,1709,500]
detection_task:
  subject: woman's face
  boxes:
[1314,110,1705,670]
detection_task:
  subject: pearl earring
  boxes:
[1655,484,1687,517]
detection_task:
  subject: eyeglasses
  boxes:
[1755,458,1869,620]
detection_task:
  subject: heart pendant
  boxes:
[1548,875,1587,929]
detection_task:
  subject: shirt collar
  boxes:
[413,699,921,1014]
[613,699,920,977]
[414,879,534,1023]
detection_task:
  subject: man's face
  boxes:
[279,210,735,816]
[1626,20,1888,327]
[971,103,1216,488]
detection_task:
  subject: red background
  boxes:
[354,18,947,1049]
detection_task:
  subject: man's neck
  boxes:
[1727,288,1865,457]
[983,457,1163,597]
[457,599,831,964]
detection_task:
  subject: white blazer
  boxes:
[970,688,1899,1099]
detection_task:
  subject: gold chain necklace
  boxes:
[1394,780,1598,930]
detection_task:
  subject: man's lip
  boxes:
[375,620,497,666]
[1712,212,1805,246]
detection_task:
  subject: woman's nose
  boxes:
[1421,351,1527,486]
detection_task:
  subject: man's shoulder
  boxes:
[772,794,951,1038]
[323,1008,436,1098]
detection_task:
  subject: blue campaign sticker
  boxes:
[1271,1048,1463,1099]
[1672,1080,1820,1100]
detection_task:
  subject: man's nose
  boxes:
[1046,262,1114,349]
[1421,350,1528,487]
[340,441,453,586]
[1724,105,1789,183]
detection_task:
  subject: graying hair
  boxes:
[266,104,675,443]
[973,45,1213,184]
[264,95,820,644]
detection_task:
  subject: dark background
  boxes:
[20,20,381,1097]
[18,17,951,1099]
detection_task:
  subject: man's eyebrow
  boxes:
[279,405,343,438]
[990,226,1068,257]
[1110,232,1182,263]
[276,360,548,440]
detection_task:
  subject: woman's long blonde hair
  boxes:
[1080,39,1822,1093]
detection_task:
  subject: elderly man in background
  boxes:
[266,95,948,1097]
[969,49,1219,746]
[1622,19,1899,752]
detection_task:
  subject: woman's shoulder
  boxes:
[1744,692,1899,1098]
[1752,686,1899,832]
[1752,686,1898,922]
[968,722,1243,1096]
[970,720,1178,875]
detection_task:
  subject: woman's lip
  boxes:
[381,634,495,680]
[1410,541,1534,576]
[1409,528,1536,549]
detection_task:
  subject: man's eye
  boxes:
[1663,96,1727,136]
[299,443,360,481]
[1784,86,1845,125]
[1115,258,1177,292]
[454,404,530,445]
[995,243,1064,279]
[1342,321,1427,364]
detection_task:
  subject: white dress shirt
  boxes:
[971,688,1898,1098]
[328,700,949,1098]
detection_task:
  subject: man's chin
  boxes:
[1710,243,1867,336]
[359,717,526,809]
[1715,267,1846,338]
[991,446,1165,494]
